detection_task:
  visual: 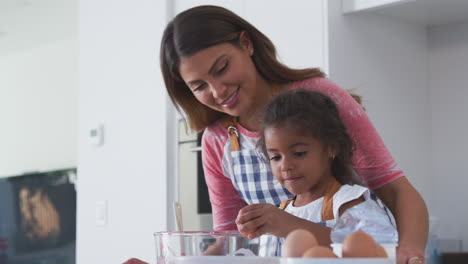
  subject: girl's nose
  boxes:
[281,158,294,172]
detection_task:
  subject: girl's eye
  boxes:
[269,155,281,162]
[294,151,307,158]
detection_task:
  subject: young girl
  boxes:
[235,89,395,245]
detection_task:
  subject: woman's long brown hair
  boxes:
[161,5,325,131]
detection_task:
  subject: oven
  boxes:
[177,120,212,231]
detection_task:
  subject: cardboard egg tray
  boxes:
[164,256,394,264]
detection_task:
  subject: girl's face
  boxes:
[178,33,265,119]
[264,126,334,197]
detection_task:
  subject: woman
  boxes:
[125,5,428,264]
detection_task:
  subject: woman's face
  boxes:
[264,126,334,197]
[178,34,262,118]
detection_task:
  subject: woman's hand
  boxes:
[398,246,425,264]
[235,203,296,239]
[373,177,428,264]
[122,258,148,264]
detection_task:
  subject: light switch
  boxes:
[89,124,104,147]
[95,200,108,226]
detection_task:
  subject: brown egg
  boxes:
[303,246,338,258]
[342,231,387,258]
[374,243,388,258]
[240,231,250,238]
[282,229,318,257]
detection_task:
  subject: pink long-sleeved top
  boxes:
[201,77,403,231]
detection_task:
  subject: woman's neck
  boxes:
[238,113,262,132]
[238,81,291,131]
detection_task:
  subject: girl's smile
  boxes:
[283,176,303,182]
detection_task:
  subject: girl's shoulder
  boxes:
[334,184,369,204]
[332,184,369,219]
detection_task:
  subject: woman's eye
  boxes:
[193,83,206,92]
[216,62,228,75]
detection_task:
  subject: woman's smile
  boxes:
[219,87,240,108]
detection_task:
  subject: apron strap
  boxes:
[278,178,341,221]
[279,195,296,210]
[321,178,342,221]
[219,115,240,152]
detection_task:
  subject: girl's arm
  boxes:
[374,177,429,264]
[236,204,333,246]
[285,215,333,246]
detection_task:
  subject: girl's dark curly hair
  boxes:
[258,89,355,184]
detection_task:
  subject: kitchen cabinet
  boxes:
[343,0,468,26]
[337,0,468,252]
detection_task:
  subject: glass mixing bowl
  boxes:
[154,231,279,263]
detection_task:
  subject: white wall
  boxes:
[327,1,432,204]
[0,36,78,178]
[174,0,327,73]
[77,0,169,263]
[428,21,468,250]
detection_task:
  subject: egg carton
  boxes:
[331,243,397,261]
[164,256,394,264]
[282,258,394,264]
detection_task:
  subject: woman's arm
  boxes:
[374,176,429,264]
[202,125,247,231]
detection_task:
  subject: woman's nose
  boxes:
[210,80,228,101]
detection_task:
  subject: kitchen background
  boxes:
[1,0,468,263]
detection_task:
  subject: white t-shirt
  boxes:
[284,184,370,227]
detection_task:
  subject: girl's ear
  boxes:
[239,31,254,56]
[328,147,337,160]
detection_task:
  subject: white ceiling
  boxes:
[0,0,76,56]
[375,0,468,27]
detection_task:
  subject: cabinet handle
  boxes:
[189,146,202,152]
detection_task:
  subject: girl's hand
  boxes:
[235,203,295,239]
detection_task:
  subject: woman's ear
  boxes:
[239,31,254,56]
